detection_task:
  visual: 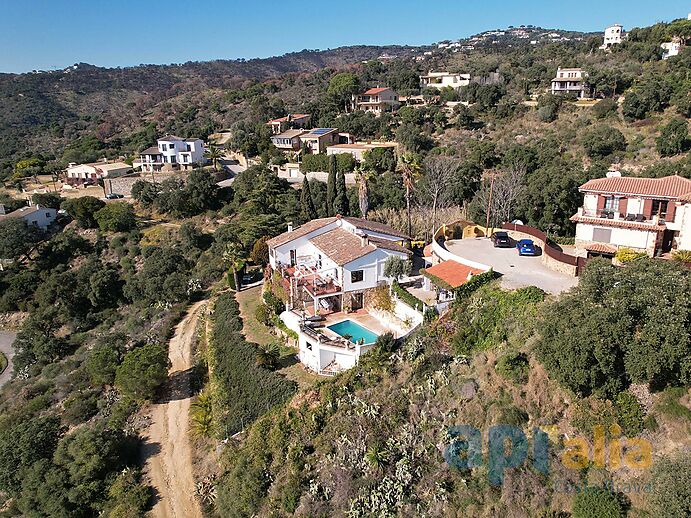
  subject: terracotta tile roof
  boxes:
[423,260,485,289]
[362,87,391,95]
[584,243,617,254]
[678,191,691,203]
[266,217,337,248]
[343,217,409,239]
[368,236,410,255]
[267,114,310,124]
[309,228,377,265]
[570,215,665,231]
[141,146,161,155]
[579,175,691,199]
[271,129,306,139]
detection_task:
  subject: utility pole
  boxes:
[485,173,495,235]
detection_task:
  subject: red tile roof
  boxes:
[266,217,337,248]
[579,175,691,199]
[423,260,485,289]
[678,191,691,203]
[362,87,390,95]
[584,243,617,254]
[570,215,665,231]
[268,113,310,124]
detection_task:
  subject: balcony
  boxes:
[279,264,343,298]
[575,207,663,225]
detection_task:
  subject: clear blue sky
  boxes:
[1,0,689,73]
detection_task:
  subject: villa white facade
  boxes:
[600,24,624,49]
[0,203,57,231]
[138,136,205,172]
[267,215,418,375]
[551,68,589,98]
[420,71,471,90]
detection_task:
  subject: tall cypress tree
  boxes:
[300,176,318,221]
[334,169,349,216]
[326,154,337,216]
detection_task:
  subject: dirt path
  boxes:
[144,301,205,518]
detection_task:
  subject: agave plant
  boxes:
[190,390,213,437]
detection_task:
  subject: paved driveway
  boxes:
[0,331,16,387]
[445,238,579,295]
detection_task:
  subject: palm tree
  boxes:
[223,243,246,291]
[365,443,389,472]
[206,145,222,172]
[396,153,421,238]
[356,167,371,219]
[255,343,281,369]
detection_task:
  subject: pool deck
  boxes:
[321,310,401,339]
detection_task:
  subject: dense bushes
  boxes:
[301,153,356,173]
[572,487,624,518]
[209,293,295,435]
[537,259,690,398]
[115,343,169,401]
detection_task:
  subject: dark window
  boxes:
[604,196,619,211]
[351,270,364,283]
[651,199,668,218]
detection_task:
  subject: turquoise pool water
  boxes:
[327,320,379,345]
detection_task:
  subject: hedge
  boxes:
[392,281,425,312]
[454,269,496,300]
[301,153,356,174]
[209,293,296,435]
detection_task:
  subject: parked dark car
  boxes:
[106,193,124,199]
[516,239,538,256]
[491,231,512,248]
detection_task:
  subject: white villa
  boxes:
[571,173,691,257]
[600,24,624,49]
[420,71,471,90]
[350,87,400,115]
[0,203,57,231]
[138,136,205,172]
[661,38,683,60]
[267,215,421,375]
[326,141,398,162]
[550,67,590,98]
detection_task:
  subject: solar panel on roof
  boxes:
[311,128,334,135]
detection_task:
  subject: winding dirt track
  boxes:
[144,301,205,518]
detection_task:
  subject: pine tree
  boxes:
[334,169,349,216]
[300,176,318,221]
[326,154,337,216]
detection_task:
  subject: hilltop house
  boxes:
[267,114,311,135]
[550,68,590,98]
[65,160,132,186]
[571,173,691,257]
[0,203,57,231]
[600,24,624,49]
[420,71,471,91]
[268,216,416,375]
[661,38,683,59]
[138,136,205,172]
[326,141,398,162]
[351,87,400,115]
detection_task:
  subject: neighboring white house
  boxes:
[600,24,624,49]
[138,136,205,172]
[65,160,131,186]
[661,38,683,59]
[326,141,398,162]
[571,173,691,257]
[550,68,590,98]
[267,215,416,375]
[420,71,471,90]
[0,203,57,231]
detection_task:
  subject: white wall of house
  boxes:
[677,204,691,250]
[269,221,340,269]
[583,193,598,213]
[157,138,205,166]
[342,248,408,292]
[575,223,657,250]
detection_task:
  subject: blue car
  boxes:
[516,239,537,256]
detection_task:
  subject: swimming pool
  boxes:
[327,320,379,345]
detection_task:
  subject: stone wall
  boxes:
[505,230,578,277]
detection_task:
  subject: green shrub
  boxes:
[648,455,691,518]
[453,269,497,301]
[254,303,271,327]
[572,487,624,518]
[392,281,424,311]
[115,343,168,401]
[592,98,618,119]
[498,405,529,426]
[496,352,530,384]
[262,290,284,316]
[672,249,691,263]
[614,392,644,436]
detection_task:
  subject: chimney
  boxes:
[287,222,294,233]
[0,204,5,215]
[360,234,369,247]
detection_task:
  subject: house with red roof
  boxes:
[266,113,311,135]
[572,172,691,257]
[350,87,400,115]
[421,260,488,302]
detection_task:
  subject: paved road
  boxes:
[0,331,16,387]
[445,238,578,295]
